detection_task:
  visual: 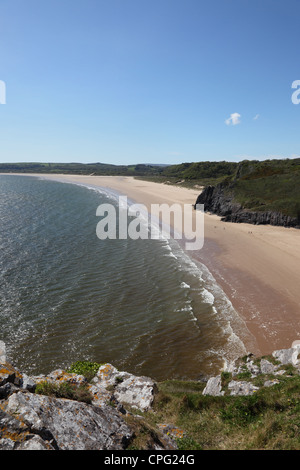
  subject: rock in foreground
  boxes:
[0,351,159,450]
[92,363,157,411]
[202,343,300,397]
[3,391,132,450]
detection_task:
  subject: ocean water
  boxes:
[0,174,247,380]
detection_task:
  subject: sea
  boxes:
[0,174,247,381]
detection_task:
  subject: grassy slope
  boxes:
[223,159,300,218]
[128,359,300,450]
[1,158,300,218]
[140,158,300,219]
[64,357,300,450]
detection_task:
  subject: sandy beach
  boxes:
[16,173,300,356]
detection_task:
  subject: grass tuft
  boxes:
[35,380,93,404]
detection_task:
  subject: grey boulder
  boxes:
[3,391,133,450]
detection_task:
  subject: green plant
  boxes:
[282,364,298,376]
[68,361,103,382]
[147,374,300,450]
[219,395,268,426]
[236,371,252,380]
[221,371,232,388]
[35,380,93,404]
[176,436,203,450]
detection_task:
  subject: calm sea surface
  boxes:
[0,175,247,380]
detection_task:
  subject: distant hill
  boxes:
[0,160,239,184]
[0,161,164,177]
[1,158,300,223]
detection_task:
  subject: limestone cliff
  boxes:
[1,340,300,450]
[194,184,299,228]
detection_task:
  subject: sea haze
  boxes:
[0,175,246,380]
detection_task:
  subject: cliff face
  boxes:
[1,340,300,450]
[195,184,299,228]
[0,341,170,451]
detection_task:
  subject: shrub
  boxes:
[35,380,93,404]
[176,436,203,450]
[68,361,103,382]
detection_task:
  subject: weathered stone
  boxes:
[0,438,16,450]
[93,363,128,388]
[157,423,186,440]
[93,363,157,411]
[114,375,157,411]
[246,360,261,377]
[0,363,23,387]
[0,407,29,449]
[228,380,259,396]
[272,348,293,365]
[272,344,300,366]
[0,382,18,399]
[157,423,186,448]
[87,383,114,408]
[195,184,299,228]
[31,369,87,388]
[3,391,133,450]
[222,359,237,374]
[202,376,224,396]
[275,369,286,376]
[264,379,280,387]
[30,374,47,385]
[3,337,300,451]
[232,360,260,378]
[47,369,87,386]
[0,407,28,434]
[0,434,55,450]
[16,434,55,450]
[21,374,37,392]
[0,341,6,364]
[260,359,276,375]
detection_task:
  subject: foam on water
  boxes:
[166,237,248,364]
[0,174,248,380]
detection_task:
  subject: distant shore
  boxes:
[5,173,300,357]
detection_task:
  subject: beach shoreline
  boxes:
[5,173,300,357]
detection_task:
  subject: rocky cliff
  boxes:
[1,340,300,450]
[194,184,299,228]
[202,341,300,396]
[0,341,170,450]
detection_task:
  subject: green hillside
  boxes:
[0,161,163,177]
[1,158,300,219]
[136,361,300,450]
[220,158,300,219]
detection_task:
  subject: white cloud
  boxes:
[253,114,260,120]
[225,112,241,126]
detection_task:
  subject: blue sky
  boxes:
[1,0,300,165]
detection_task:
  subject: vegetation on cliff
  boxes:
[134,355,300,450]
[219,158,300,220]
[1,157,300,220]
[1,343,300,450]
